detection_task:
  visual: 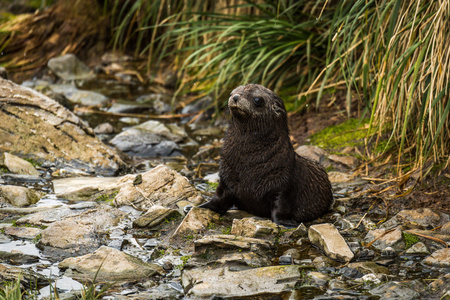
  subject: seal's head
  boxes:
[228,84,286,122]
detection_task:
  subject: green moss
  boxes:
[309,118,372,150]
[403,232,420,249]
[206,222,217,230]
[0,166,8,173]
[95,191,119,204]
[24,158,41,167]
[221,227,232,234]
[33,233,42,244]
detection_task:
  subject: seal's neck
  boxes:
[228,114,290,141]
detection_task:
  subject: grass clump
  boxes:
[0,277,22,300]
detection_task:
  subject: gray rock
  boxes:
[423,248,450,268]
[308,223,354,262]
[0,234,11,244]
[37,220,102,257]
[348,261,390,275]
[0,263,47,289]
[53,176,121,202]
[109,120,186,157]
[3,226,42,240]
[0,185,42,207]
[107,103,153,114]
[172,207,219,239]
[370,281,420,300]
[193,235,273,257]
[59,246,164,282]
[65,90,109,106]
[364,227,405,252]
[0,78,124,176]
[0,153,40,176]
[307,271,330,286]
[231,217,278,238]
[0,250,40,265]
[405,242,430,254]
[94,122,115,134]
[395,208,449,229]
[47,54,93,80]
[0,66,7,79]
[327,171,354,183]
[328,154,358,168]
[295,145,328,162]
[133,205,183,228]
[114,165,202,211]
[181,265,303,298]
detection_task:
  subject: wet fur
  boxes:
[199,84,333,227]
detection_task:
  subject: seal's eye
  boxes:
[253,97,263,106]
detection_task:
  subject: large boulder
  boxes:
[0,78,124,175]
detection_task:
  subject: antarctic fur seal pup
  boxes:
[199,84,333,227]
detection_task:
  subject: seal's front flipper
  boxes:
[198,181,236,214]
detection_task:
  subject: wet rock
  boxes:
[348,261,390,275]
[210,251,272,268]
[0,153,40,176]
[327,171,354,183]
[0,263,47,289]
[59,246,164,282]
[308,223,354,262]
[108,103,153,114]
[337,267,363,279]
[47,54,93,80]
[364,227,405,251]
[0,250,40,265]
[380,246,397,258]
[283,248,301,260]
[94,122,115,135]
[133,205,183,228]
[181,265,302,298]
[53,176,121,202]
[279,255,294,265]
[114,165,202,210]
[3,226,42,240]
[194,235,273,257]
[109,120,186,157]
[172,207,219,239]
[395,208,449,229]
[370,281,420,300]
[15,207,75,226]
[405,241,430,254]
[0,78,124,176]
[0,234,11,244]
[113,283,182,300]
[307,271,330,286]
[422,248,450,268]
[295,145,328,162]
[230,217,279,238]
[37,220,102,257]
[66,90,109,106]
[0,204,62,215]
[0,185,42,207]
[135,93,171,114]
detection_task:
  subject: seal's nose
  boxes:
[232,94,240,103]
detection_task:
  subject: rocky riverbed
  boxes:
[0,54,449,299]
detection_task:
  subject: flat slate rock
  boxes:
[0,78,124,176]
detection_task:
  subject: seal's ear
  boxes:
[271,94,287,117]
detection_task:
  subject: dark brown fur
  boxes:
[199,84,333,226]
